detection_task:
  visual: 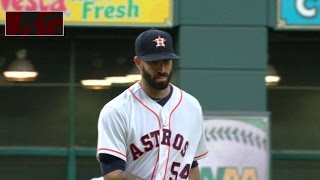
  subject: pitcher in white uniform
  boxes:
[97,28,208,180]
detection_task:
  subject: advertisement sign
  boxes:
[0,0,173,27]
[277,0,320,29]
[200,115,269,180]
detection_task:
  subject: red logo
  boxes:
[5,11,64,36]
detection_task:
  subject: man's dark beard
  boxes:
[142,67,172,90]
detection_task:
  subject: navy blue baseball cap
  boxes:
[135,28,180,61]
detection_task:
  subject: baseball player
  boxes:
[97,28,208,180]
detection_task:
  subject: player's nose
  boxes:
[159,63,166,72]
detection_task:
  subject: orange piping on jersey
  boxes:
[129,88,161,180]
[163,89,183,180]
[98,148,126,159]
[195,151,209,159]
[128,89,161,128]
[168,90,183,130]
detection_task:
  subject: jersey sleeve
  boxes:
[194,112,209,161]
[97,106,127,161]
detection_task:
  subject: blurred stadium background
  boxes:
[0,0,320,179]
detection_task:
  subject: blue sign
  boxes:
[278,0,320,28]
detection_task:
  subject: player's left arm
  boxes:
[189,166,200,180]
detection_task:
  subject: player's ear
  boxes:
[134,56,142,70]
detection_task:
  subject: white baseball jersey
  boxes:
[97,82,208,180]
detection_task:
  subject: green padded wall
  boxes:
[180,0,267,25]
[178,27,267,69]
[178,70,266,111]
[177,27,267,111]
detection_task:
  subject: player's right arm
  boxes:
[99,154,144,180]
[97,106,145,180]
[104,170,144,180]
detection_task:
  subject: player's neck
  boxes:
[139,81,171,99]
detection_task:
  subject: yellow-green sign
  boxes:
[0,0,173,26]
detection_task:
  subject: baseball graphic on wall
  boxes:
[199,118,269,180]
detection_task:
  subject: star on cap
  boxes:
[153,36,166,48]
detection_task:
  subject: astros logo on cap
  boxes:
[153,35,166,48]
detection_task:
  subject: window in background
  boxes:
[268,30,320,180]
